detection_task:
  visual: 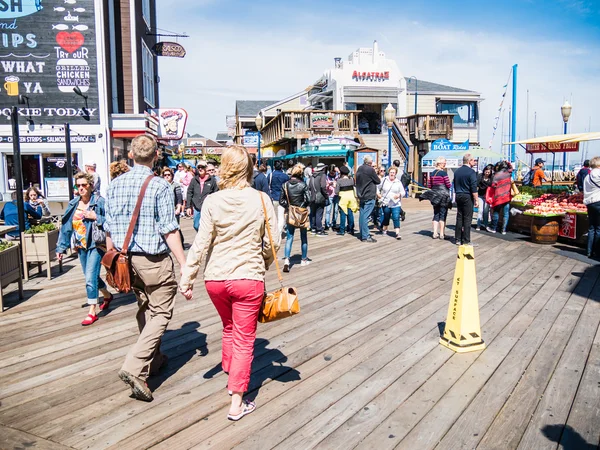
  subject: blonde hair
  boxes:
[218,145,252,190]
[131,135,158,164]
[109,160,130,180]
[388,167,398,175]
[435,156,446,168]
[590,156,600,169]
[290,163,305,178]
[74,171,94,186]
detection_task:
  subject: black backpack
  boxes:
[400,172,411,188]
[522,169,534,187]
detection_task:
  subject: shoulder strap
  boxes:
[284,182,291,204]
[259,192,283,287]
[121,174,154,255]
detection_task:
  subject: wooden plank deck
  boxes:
[0,204,599,450]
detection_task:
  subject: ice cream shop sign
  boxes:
[352,71,390,82]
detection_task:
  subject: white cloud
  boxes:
[157,4,600,160]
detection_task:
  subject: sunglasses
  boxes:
[76,183,89,188]
[163,173,172,177]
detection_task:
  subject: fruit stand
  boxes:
[509,191,588,246]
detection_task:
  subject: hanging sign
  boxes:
[311,113,334,129]
[526,142,580,153]
[153,42,186,58]
[243,131,259,147]
[149,109,188,140]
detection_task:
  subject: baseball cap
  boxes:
[197,160,207,168]
[535,158,545,165]
[85,160,96,167]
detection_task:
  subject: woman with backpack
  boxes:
[335,165,358,235]
[280,164,311,272]
[476,164,494,231]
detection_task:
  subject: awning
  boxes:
[467,146,504,159]
[270,149,351,161]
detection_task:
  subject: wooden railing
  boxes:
[260,110,361,147]
[405,114,454,142]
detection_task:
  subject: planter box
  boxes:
[21,229,61,281]
[0,244,23,312]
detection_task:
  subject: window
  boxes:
[142,0,151,28]
[142,40,155,107]
[436,101,478,127]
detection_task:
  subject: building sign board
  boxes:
[526,142,580,153]
[0,134,96,143]
[311,113,334,129]
[243,131,259,147]
[351,71,390,82]
[153,42,186,58]
[431,139,469,151]
[0,0,100,124]
[149,109,188,141]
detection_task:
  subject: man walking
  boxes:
[453,153,478,246]
[308,162,328,236]
[105,134,187,402]
[355,155,380,243]
[268,160,290,237]
[251,154,269,195]
[577,160,591,192]
[186,160,219,231]
[85,161,101,194]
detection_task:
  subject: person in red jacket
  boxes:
[486,161,512,234]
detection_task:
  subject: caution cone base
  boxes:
[439,244,486,354]
[439,336,486,353]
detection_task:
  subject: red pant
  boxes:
[205,279,264,392]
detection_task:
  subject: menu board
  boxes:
[0,0,100,124]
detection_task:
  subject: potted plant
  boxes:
[22,223,61,281]
[0,240,23,312]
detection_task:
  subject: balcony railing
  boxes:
[260,110,361,147]
[405,114,454,142]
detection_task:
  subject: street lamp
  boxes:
[255,113,263,162]
[409,76,418,114]
[384,103,396,168]
[561,101,572,171]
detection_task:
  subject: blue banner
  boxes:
[431,139,469,151]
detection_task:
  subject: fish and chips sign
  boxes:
[526,141,579,153]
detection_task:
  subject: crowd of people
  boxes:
[5,132,598,424]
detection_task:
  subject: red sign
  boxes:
[526,142,579,153]
[559,212,577,239]
[352,71,390,81]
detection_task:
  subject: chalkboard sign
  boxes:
[0,0,100,124]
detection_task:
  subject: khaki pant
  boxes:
[121,253,177,380]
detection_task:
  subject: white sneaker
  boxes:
[486,227,496,234]
[475,226,481,231]
[283,258,290,272]
[501,231,507,235]
[300,259,311,267]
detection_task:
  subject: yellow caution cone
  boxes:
[439,244,486,353]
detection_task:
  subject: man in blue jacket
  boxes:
[0,191,42,239]
[268,160,290,237]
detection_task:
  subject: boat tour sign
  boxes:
[0,0,100,124]
[431,139,469,151]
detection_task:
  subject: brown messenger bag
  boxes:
[101,175,154,293]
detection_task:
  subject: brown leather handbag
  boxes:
[258,193,300,323]
[284,184,309,229]
[101,175,154,293]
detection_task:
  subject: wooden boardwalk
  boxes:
[1,205,599,450]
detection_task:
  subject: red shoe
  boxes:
[99,293,114,311]
[82,314,98,326]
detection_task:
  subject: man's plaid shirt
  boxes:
[105,165,179,255]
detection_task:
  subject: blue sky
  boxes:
[157,0,600,160]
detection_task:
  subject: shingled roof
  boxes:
[236,100,278,117]
[215,132,229,142]
[405,78,478,94]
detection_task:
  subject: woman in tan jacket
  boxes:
[179,146,279,421]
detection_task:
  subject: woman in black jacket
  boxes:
[476,164,494,230]
[280,164,310,272]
